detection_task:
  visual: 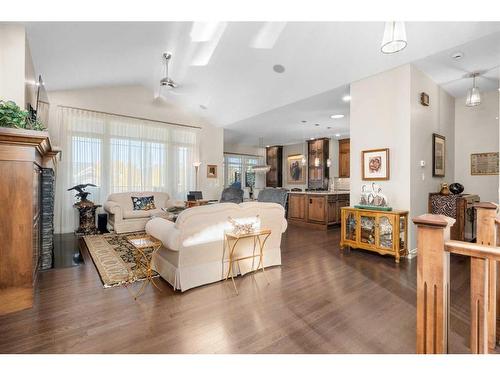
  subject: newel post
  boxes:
[473,202,498,352]
[413,214,455,354]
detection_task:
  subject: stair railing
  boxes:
[413,203,499,354]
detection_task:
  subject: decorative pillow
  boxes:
[131,196,156,211]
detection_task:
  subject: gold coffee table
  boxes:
[126,234,163,299]
[223,229,272,295]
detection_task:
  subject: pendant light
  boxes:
[465,73,481,107]
[380,22,407,54]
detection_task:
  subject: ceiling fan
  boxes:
[160,52,178,89]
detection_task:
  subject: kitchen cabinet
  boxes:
[266,145,283,187]
[338,138,350,178]
[287,192,349,230]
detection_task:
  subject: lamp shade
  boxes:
[465,87,481,107]
[381,22,407,54]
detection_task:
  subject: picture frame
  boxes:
[286,154,306,184]
[420,92,429,106]
[432,133,445,177]
[362,148,390,181]
[471,152,499,175]
[207,164,217,178]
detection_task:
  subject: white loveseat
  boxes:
[103,192,177,234]
[145,202,288,292]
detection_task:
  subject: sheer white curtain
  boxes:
[55,107,199,233]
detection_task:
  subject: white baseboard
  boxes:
[406,247,418,259]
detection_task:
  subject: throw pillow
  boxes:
[131,196,156,211]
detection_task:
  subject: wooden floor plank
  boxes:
[0,225,490,353]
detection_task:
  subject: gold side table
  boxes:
[223,229,272,295]
[126,234,163,299]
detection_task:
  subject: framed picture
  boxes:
[432,133,446,177]
[286,154,306,184]
[207,164,217,178]
[471,152,499,175]
[362,148,390,180]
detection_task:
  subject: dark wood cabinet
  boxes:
[307,138,329,189]
[308,196,326,222]
[266,145,283,187]
[338,138,350,178]
[0,128,59,316]
[288,192,349,230]
[288,194,306,220]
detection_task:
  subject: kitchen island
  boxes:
[287,191,350,230]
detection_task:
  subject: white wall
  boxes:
[0,24,28,108]
[47,85,224,200]
[410,66,455,239]
[455,90,499,202]
[351,64,461,251]
[350,65,412,215]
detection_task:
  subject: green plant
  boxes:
[0,100,46,131]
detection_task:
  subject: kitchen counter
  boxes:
[287,191,350,229]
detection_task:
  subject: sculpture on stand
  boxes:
[68,183,101,235]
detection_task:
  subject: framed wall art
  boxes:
[286,154,306,185]
[362,148,390,181]
[207,164,217,178]
[471,152,499,175]
[432,133,445,177]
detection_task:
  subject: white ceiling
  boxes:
[25,22,500,146]
[413,31,500,98]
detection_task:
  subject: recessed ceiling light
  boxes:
[330,114,344,119]
[342,95,351,102]
[199,104,208,110]
[315,123,320,126]
[335,133,341,138]
[273,64,285,73]
[327,126,332,129]
[301,120,307,123]
[451,51,464,60]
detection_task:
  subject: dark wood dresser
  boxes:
[0,128,59,315]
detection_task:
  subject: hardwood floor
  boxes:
[0,225,483,353]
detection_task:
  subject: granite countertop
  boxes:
[288,190,350,195]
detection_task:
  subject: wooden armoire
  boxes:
[0,128,59,315]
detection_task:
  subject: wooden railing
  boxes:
[413,202,499,354]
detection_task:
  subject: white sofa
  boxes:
[103,192,177,234]
[145,202,288,292]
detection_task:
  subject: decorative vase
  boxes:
[449,182,464,195]
[439,183,450,196]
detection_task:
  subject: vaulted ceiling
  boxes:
[25,22,500,145]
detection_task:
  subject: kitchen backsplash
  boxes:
[332,177,350,191]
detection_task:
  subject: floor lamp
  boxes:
[193,161,202,191]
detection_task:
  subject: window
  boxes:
[224,154,263,187]
[57,107,199,234]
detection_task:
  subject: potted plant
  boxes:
[0,100,45,131]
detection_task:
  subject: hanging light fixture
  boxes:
[465,73,481,107]
[380,22,407,54]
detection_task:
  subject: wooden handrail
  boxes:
[413,203,499,354]
[445,240,500,261]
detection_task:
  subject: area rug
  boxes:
[83,232,159,288]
